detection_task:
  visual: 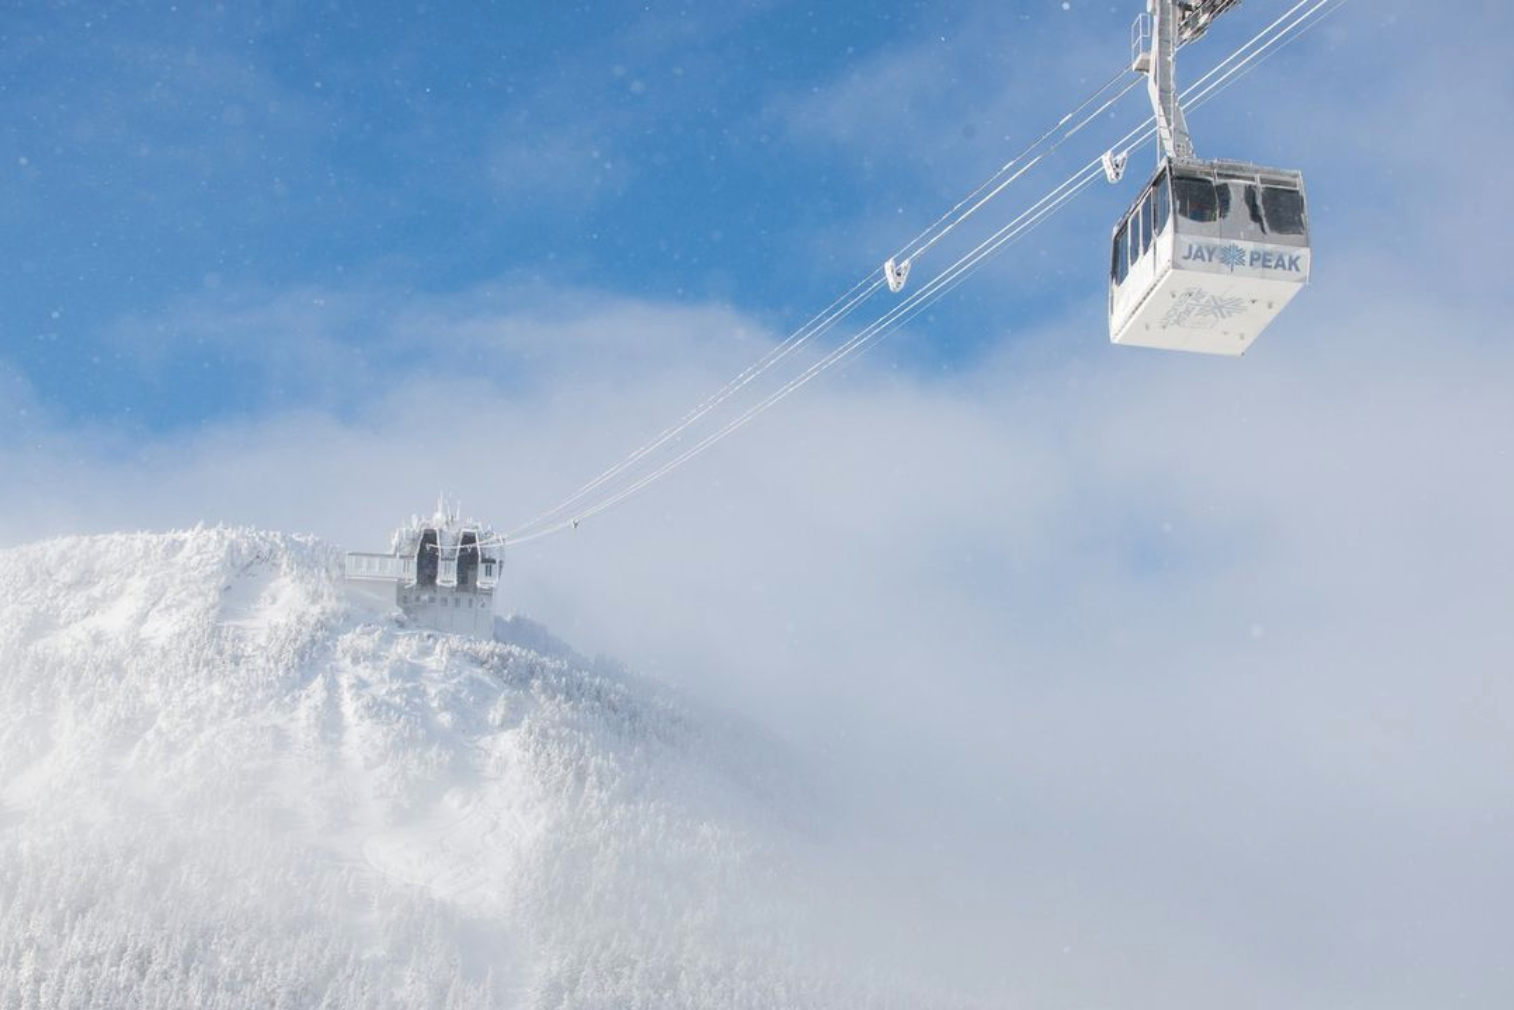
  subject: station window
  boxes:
[1262,186,1307,235]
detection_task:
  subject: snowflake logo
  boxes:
[1162,289,1252,330]
[1217,245,1248,271]
[1194,294,1248,320]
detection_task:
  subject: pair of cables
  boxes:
[498,69,1145,546]
[498,0,1350,548]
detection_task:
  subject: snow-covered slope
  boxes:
[0,528,965,1009]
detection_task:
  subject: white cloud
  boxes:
[3,246,1511,1003]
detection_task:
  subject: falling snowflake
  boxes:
[1218,244,1248,271]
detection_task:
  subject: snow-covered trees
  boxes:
[0,529,979,1009]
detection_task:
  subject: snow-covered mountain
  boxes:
[0,528,970,1009]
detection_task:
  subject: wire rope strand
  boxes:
[507,160,1109,545]
[490,0,1347,549]
[505,66,1160,538]
[505,275,883,538]
[888,66,1137,265]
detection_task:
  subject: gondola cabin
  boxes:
[1109,159,1310,356]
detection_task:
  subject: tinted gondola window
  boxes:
[1262,186,1307,235]
[1154,174,1170,233]
[1174,175,1219,223]
[1214,181,1232,220]
[1128,205,1142,269]
[1141,192,1155,254]
[1113,223,1129,284]
[1244,184,1267,232]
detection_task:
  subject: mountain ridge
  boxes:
[1,526,978,1009]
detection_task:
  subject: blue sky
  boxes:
[5,2,1514,1006]
[4,0,956,426]
[5,0,1372,428]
